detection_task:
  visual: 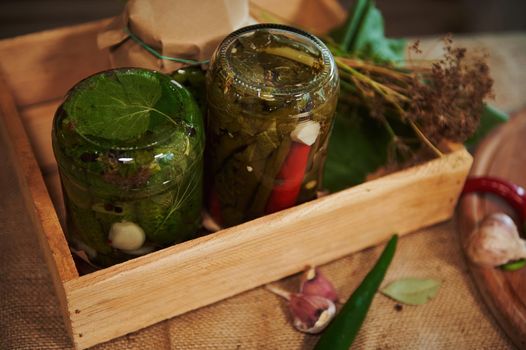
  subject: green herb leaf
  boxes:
[330,0,370,52]
[64,71,163,141]
[323,108,390,192]
[381,278,441,305]
[323,0,406,192]
[352,6,406,63]
[330,0,406,63]
[465,104,509,149]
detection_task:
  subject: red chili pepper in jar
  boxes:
[265,121,321,214]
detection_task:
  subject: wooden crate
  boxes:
[0,19,473,349]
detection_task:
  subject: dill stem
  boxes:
[408,120,444,157]
[338,57,412,82]
[336,58,409,103]
[381,118,397,139]
[336,57,445,159]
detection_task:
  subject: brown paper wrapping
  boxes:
[97,0,255,72]
[98,0,345,72]
[250,0,346,35]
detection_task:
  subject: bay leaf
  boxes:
[380,278,441,305]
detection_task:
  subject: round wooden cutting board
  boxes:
[457,108,526,349]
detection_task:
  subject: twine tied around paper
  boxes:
[124,26,210,66]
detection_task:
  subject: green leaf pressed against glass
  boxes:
[64,71,163,141]
[136,163,202,245]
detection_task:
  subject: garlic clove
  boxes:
[290,121,320,146]
[289,294,336,334]
[300,266,339,303]
[467,212,526,267]
[108,221,146,251]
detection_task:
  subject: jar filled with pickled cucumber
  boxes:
[52,68,204,267]
[206,24,339,227]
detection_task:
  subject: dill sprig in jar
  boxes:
[52,68,204,267]
[206,24,339,227]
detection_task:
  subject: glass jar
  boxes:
[206,24,339,228]
[52,68,204,267]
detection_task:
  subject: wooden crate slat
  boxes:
[63,147,472,349]
[0,19,112,107]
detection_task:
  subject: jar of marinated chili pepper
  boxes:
[52,68,204,267]
[206,24,339,227]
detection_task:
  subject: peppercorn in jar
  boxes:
[206,24,339,227]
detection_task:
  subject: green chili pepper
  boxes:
[314,234,398,350]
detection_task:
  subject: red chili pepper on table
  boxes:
[462,176,526,270]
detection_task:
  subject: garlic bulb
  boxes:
[466,213,526,266]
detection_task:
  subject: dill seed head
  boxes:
[407,38,493,144]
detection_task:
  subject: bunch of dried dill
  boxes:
[334,36,494,166]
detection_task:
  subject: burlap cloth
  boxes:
[1,20,525,350]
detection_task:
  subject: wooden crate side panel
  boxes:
[64,148,472,349]
[0,77,77,282]
[0,19,112,107]
[0,76,78,338]
[19,99,61,175]
[44,169,65,220]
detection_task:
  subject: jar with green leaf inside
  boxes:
[52,68,204,267]
[206,24,339,228]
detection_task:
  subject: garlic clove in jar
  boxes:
[466,213,526,267]
[290,121,320,146]
[108,221,146,251]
